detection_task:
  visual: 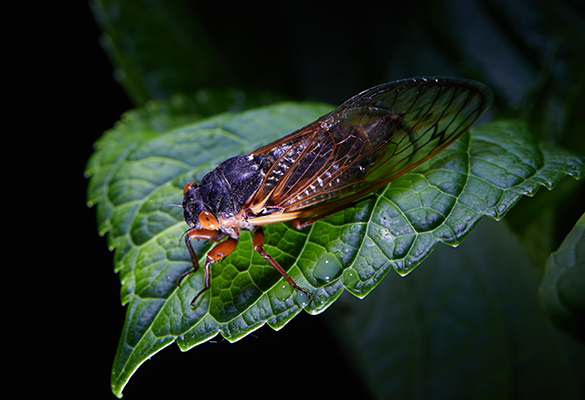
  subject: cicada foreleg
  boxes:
[178,228,238,306]
[252,228,312,297]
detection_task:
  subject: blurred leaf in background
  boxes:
[91,0,236,104]
[540,213,585,342]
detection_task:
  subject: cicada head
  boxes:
[182,182,220,231]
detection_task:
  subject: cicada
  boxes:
[178,76,493,306]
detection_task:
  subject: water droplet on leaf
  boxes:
[274,282,293,301]
[313,253,342,283]
[294,291,310,307]
[342,268,359,287]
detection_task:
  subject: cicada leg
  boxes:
[252,228,312,297]
[178,228,238,307]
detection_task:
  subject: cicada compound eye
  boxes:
[198,210,219,230]
[183,182,195,195]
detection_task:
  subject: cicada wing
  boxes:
[248,77,492,215]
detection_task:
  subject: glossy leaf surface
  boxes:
[86,100,583,397]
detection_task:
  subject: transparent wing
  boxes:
[248,77,493,215]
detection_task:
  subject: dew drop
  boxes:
[342,268,359,288]
[313,253,342,283]
[274,282,293,301]
[294,291,310,307]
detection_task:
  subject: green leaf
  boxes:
[539,213,585,341]
[326,218,584,399]
[91,0,235,104]
[86,101,583,397]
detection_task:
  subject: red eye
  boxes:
[183,182,195,195]
[198,210,218,230]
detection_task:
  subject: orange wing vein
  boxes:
[246,77,493,220]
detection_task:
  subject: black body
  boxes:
[182,154,272,229]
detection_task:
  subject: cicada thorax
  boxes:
[182,153,274,232]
